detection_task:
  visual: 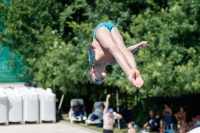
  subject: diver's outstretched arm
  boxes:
[127,41,147,53]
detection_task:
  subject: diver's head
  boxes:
[89,66,106,85]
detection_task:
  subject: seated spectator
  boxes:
[187,121,194,132]
[90,103,105,121]
[69,101,85,118]
[160,119,164,133]
[128,121,136,133]
[174,107,187,122]
[184,115,198,132]
[193,115,200,128]
[184,115,200,133]
[143,110,160,132]
[177,116,187,133]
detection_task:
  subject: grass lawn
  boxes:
[75,122,128,133]
[62,115,128,133]
[62,115,157,133]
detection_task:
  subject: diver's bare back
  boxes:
[91,38,116,65]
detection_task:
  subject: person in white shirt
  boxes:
[90,103,105,121]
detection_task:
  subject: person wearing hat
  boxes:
[103,94,122,133]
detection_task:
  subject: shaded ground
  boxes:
[0,121,100,133]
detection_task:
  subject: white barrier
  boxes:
[15,87,39,124]
[1,86,56,125]
[4,88,23,124]
[0,88,8,125]
[35,88,56,123]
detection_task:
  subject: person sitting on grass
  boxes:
[143,110,160,132]
[174,107,187,122]
[193,115,200,128]
[177,116,187,133]
[187,121,194,131]
[128,121,136,133]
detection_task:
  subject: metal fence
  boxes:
[0,45,29,82]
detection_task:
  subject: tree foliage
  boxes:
[0,0,199,98]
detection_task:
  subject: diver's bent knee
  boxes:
[108,45,121,52]
[120,47,129,53]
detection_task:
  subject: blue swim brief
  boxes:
[93,22,116,38]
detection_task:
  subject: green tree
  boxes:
[0,0,199,98]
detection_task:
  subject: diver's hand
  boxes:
[86,44,95,50]
[139,41,147,48]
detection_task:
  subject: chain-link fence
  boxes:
[0,45,29,82]
[0,0,28,82]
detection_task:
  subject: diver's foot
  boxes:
[128,69,144,88]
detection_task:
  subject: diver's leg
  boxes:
[96,27,141,87]
[110,28,144,87]
[96,27,131,75]
[111,27,137,69]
